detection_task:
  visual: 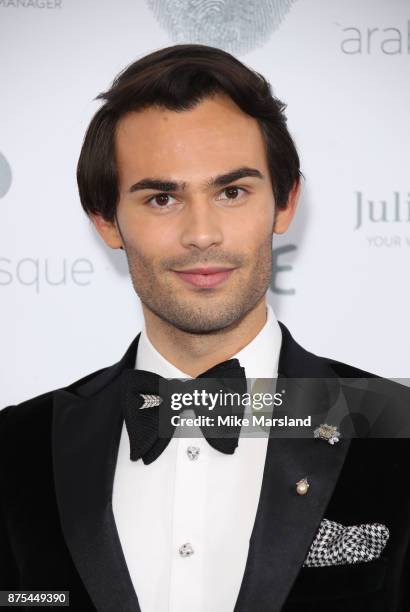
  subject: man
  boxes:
[1,44,409,612]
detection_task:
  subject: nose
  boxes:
[180,200,224,251]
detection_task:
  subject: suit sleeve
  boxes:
[0,406,19,588]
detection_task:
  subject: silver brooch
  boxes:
[139,394,163,409]
[314,423,340,445]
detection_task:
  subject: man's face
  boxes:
[113,93,276,333]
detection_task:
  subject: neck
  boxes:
[142,296,268,377]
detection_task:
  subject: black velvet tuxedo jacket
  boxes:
[1,322,409,612]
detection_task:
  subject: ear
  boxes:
[273,179,301,234]
[90,213,124,249]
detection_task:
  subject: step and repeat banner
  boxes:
[1,0,409,405]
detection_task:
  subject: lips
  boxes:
[173,267,235,288]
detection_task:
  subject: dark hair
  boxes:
[77,44,301,223]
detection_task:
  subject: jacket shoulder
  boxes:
[322,356,380,379]
[309,348,409,396]
[308,348,410,408]
[279,322,408,400]
[0,365,111,429]
[1,332,141,426]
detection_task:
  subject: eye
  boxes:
[146,193,178,208]
[217,186,248,201]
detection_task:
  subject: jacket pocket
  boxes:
[286,556,388,603]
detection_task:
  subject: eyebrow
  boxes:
[128,166,265,194]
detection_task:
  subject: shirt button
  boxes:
[186,446,200,461]
[179,542,194,557]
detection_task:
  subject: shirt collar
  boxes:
[135,302,282,379]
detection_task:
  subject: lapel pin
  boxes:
[139,394,163,409]
[296,477,310,496]
[314,423,340,445]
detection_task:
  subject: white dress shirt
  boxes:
[112,303,282,612]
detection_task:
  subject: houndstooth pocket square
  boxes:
[303,518,389,567]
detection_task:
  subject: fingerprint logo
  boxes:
[146,0,296,55]
[0,152,12,198]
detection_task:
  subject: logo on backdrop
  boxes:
[337,20,410,54]
[0,257,95,293]
[271,244,296,295]
[0,152,12,198]
[146,0,297,55]
[0,0,62,8]
[354,191,410,248]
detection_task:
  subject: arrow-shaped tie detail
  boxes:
[139,394,163,409]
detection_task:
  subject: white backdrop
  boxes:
[1,0,409,407]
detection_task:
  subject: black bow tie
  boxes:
[121,359,247,464]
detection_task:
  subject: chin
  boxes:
[167,306,247,335]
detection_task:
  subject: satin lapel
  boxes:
[52,336,142,612]
[234,322,351,612]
